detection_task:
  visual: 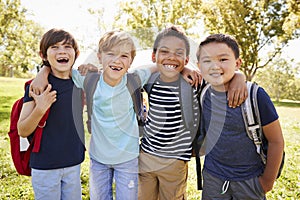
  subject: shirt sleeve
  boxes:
[257,87,279,126]
[71,69,85,89]
[129,68,152,86]
[23,85,33,103]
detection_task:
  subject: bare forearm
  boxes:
[18,107,45,137]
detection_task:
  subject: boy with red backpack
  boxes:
[17,29,85,200]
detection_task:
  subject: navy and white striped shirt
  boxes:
[140,78,199,161]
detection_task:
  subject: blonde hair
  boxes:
[98,30,136,60]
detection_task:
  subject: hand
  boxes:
[30,66,50,95]
[227,72,247,108]
[30,84,56,114]
[78,63,99,76]
[258,175,274,194]
[182,67,202,88]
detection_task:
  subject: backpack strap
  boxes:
[241,82,266,164]
[145,72,195,130]
[144,72,160,93]
[83,71,101,133]
[32,109,50,152]
[126,72,146,126]
[83,71,145,133]
[180,75,194,130]
[22,79,50,153]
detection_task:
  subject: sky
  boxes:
[21,0,300,67]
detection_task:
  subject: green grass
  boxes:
[0,77,299,199]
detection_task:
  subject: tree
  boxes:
[254,58,300,101]
[0,0,44,77]
[114,0,202,49]
[200,0,300,81]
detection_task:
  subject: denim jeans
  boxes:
[31,164,82,200]
[89,157,138,200]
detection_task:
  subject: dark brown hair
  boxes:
[39,28,80,67]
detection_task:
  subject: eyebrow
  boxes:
[159,46,185,51]
[201,53,230,59]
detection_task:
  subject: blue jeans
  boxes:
[31,164,82,200]
[89,157,138,200]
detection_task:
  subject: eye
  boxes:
[220,58,228,62]
[64,44,73,49]
[106,52,114,56]
[159,49,169,54]
[202,59,211,63]
[50,45,58,49]
[175,51,184,56]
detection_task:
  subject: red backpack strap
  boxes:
[32,108,50,152]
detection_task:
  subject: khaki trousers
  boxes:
[138,150,188,200]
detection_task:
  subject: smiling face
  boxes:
[42,40,76,78]
[97,31,135,86]
[152,36,189,82]
[39,29,79,79]
[198,42,241,91]
[98,43,133,86]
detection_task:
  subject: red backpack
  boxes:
[8,80,50,176]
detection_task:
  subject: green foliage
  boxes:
[0,77,299,199]
[254,58,300,101]
[0,0,44,77]
[115,0,201,49]
[200,0,300,81]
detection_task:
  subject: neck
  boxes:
[103,74,122,87]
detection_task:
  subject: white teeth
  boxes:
[210,73,221,77]
[164,65,176,69]
[110,66,122,71]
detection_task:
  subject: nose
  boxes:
[57,46,67,54]
[210,60,221,69]
[166,51,177,60]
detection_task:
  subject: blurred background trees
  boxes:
[0,0,43,77]
[1,0,299,100]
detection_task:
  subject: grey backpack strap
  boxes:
[83,71,101,133]
[144,72,160,93]
[126,73,145,125]
[180,75,193,130]
[241,82,266,164]
[199,83,211,109]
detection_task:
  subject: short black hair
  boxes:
[197,33,240,62]
[153,25,190,56]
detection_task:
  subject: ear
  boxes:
[197,62,201,70]
[235,58,242,70]
[185,56,190,65]
[39,52,46,60]
[97,52,102,64]
[151,52,156,63]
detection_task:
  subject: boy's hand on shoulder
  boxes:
[181,67,202,87]
[228,71,247,108]
[78,63,99,76]
[30,66,51,95]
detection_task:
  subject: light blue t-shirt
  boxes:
[72,68,151,164]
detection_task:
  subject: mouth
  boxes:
[57,57,69,64]
[163,64,178,69]
[109,65,123,71]
[209,72,223,77]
